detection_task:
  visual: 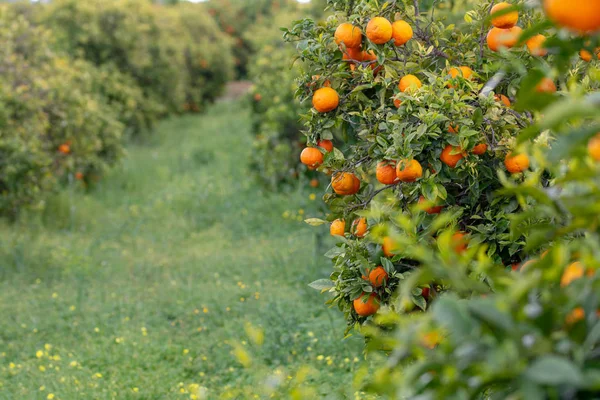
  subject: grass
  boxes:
[0,101,365,399]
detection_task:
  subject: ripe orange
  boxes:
[330,219,346,236]
[367,266,388,287]
[353,293,380,317]
[334,23,362,49]
[440,145,465,168]
[331,172,360,195]
[382,236,398,257]
[561,261,585,287]
[309,178,319,188]
[543,0,600,33]
[360,50,382,74]
[472,143,488,155]
[504,152,530,174]
[393,98,402,108]
[313,87,339,113]
[318,139,334,152]
[58,143,71,154]
[566,307,585,325]
[366,17,393,44]
[391,20,413,46]
[448,124,459,134]
[254,93,262,102]
[535,77,557,93]
[398,74,422,93]
[452,232,468,254]
[587,133,600,161]
[448,66,473,80]
[300,147,324,169]
[75,172,84,180]
[580,48,600,62]
[526,34,548,56]
[376,161,398,185]
[486,26,522,51]
[396,159,423,182]
[352,217,368,237]
[490,2,519,29]
[495,94,511,107]
[419,196,443,214]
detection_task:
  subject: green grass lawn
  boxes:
[0,101,366,399]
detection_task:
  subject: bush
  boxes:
[40,0,233,117]
[288,0,600,397]
[247,9,313,189]
[0,9,125,217]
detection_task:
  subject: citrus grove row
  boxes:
[0,0,289,219]
[286,0,600,396]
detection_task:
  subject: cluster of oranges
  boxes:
[301,0,600,319]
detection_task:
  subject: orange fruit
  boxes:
[376,161,399,185]
[393,98,402,108]
[309,178,319,188]
[254,93,262,101]
[330,219,346,237]
[543,0,600,33]
[566,307,585,325]
[352,217,368,237]
[396,159,423,182]
[580,48,600,62]
[58,143,70,154]
[366,17,393,44]
[353,293,380,317]
[535,77,557,93]
[580,49,593,62]
[382,236,398,257]
[334,23,362,49]
[448,124,459,134]
[312,87,339,113]
[486,26,522,51]
[421,331,441,349]
[504,152,530,173]
[300,147,324,169]
[472,143,488,155]
[361,50,382,74]
[318,139,334,152]
[561,261,585,287]
[398,74,422,93]
[495,94,511,107]
[391,20,413,46]
[440,145,465,168]
[75,172,84,180]
[526,34,548,56]
[418,196,443,214]
[490,2,519,29]
[368,266,388,287]
[331,172,360,195]
[448,66,473,80]
[452,232,468,254]
[587,133,600,161]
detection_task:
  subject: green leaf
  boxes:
[467,298,514,331]
[432,295,478,339]
[525,356,584,386]
[308,279,334,291]
[304,218,328,226]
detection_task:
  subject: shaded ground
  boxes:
[0,101,365,399]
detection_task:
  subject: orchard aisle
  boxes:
[0,100,363,399]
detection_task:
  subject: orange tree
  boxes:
[287,0,600,396]
[286,0,599,328]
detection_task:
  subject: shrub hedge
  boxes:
[0,0,234,218]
